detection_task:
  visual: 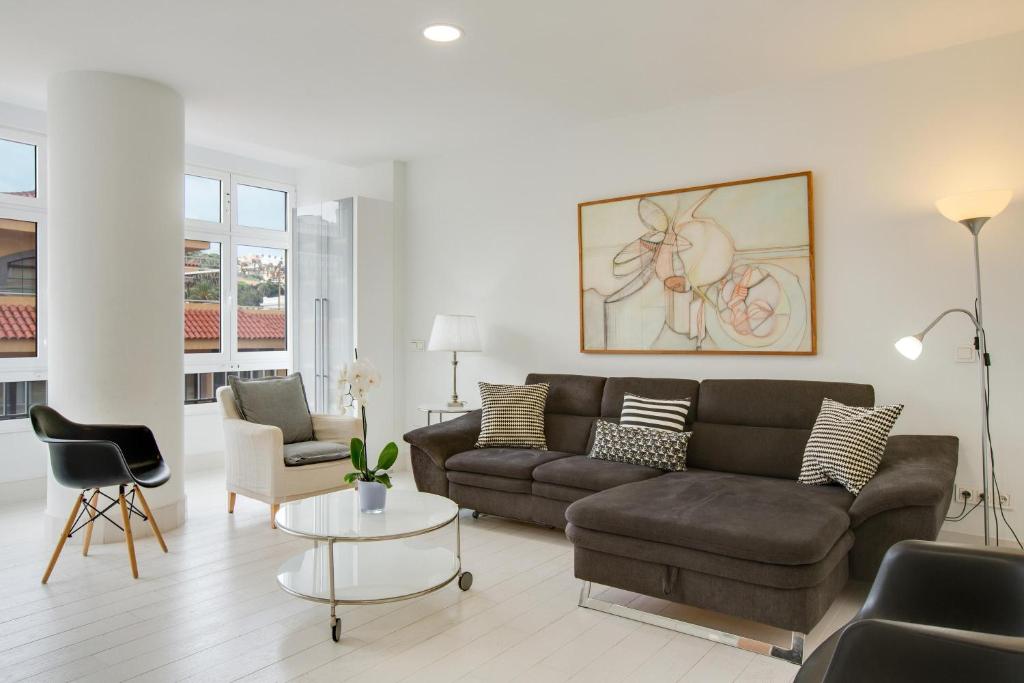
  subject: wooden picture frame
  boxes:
[578,171,816,355]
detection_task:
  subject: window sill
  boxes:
[0,418,33,435]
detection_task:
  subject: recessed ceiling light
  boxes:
[423,24,463,43]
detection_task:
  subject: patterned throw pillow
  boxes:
[798,398,904,495]
[589,420,690,471]
[620,393,691,432]
[475,382,550,449]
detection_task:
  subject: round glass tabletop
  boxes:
[275,489,458,541]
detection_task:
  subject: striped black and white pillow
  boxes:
[475,382,550,450]
[590,420,689,471]
[798,398,903,495]
[620,393,691,433]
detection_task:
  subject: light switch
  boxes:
[410,339,426,351]
[955,345,976,363]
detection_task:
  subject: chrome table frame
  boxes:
[275,504,472,642]
[578,581,805,665]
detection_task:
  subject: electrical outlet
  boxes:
[955,485,981,506]
[997,492,1013,510]
[955,345,977,363]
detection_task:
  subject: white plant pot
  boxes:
[357,480,387,514]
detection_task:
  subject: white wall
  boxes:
[403,32,1024,539]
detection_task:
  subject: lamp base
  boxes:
[446,399,466,408]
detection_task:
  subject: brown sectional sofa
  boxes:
[403,373,958,637]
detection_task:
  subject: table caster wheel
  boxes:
[331,617,341,642]
[471,510,481,519]
[458,572,473,591]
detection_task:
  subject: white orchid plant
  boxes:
[339,353,396,488]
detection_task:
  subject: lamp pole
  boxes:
[963,218,993,545]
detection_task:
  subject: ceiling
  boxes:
[1,0,1023,167]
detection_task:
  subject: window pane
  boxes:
[237,245,286,352]
[185,175,221,223]
[236,184,286,230]
[0,138,36,198]
[0,218,37,358]
[184,240,221,353]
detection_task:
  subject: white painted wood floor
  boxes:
[0,470,865,682]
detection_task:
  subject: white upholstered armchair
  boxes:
[217,386,362,527]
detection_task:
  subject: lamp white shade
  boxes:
[894,335,924,360]
[935,190,1012,223]
[428,314,481,352]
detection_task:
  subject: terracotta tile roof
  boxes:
[184,307,220,340]
[183,307,284,340]
[236,308,285,340]
[0,304,36,339]
[0,304,283,341]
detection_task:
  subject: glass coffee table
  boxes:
[275,489,471,642]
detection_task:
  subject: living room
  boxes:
[0,2,1022,681]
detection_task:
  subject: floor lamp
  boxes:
[895,189,1012,546]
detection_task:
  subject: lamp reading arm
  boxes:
[897,308,989,366]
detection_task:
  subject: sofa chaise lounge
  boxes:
[404,373,958,662]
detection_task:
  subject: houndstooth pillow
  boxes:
[475,382,550,449]
[799,398,903,495]
[589,420,690,471]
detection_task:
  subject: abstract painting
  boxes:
[578,172,815,354]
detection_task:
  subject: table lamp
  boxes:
[428,314,481,407]
[895,189,1012,545]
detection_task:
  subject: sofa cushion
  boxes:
[601,377,700,422]
[533,454,665,492]
[445,448,575,480]
[526,373,605,415]
[696,379,874,429]
[565,469,854,565]
[282,440,349,467]
[686,379,875,478]
[532,481,593,503]
[687,421,812,480]
[228,373,314,444]
[544,414,597,454]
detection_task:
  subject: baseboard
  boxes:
[937,528,1022,548]
[0,476,46,503]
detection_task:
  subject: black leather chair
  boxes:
[31,405,171,583]
[797,540,1024,682]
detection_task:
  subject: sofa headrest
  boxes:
[697,379,875,429]
[525,373,605,416]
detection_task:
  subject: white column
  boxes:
[45,72,186,542]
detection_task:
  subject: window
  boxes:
[183,167,292,397]
[0,137,36,199]
[184,369,286,405]
[184,240,221,354]
[236,245,287,352]
[185,174,222,223]
[236,183,287,231]
[0,218,38,358]
[0,379,45,420]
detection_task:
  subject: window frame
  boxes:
[184,166,294,374]
[0,127,45,212]
[0,205,46,379]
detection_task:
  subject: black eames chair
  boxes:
[30,405,171,583]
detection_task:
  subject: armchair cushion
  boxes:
[227,373,314,444]
[283,440,350,467]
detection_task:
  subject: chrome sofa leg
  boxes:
[577,580,805,665]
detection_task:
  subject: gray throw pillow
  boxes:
[228,373,314,444]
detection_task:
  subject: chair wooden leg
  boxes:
[133,485,167,553]
[270,503,279,529]
[118,486,139,579]
[228,491,236,514]
[42,493,83,584]
[81,489,101,556]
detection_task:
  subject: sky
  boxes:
[0,137,35,194]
